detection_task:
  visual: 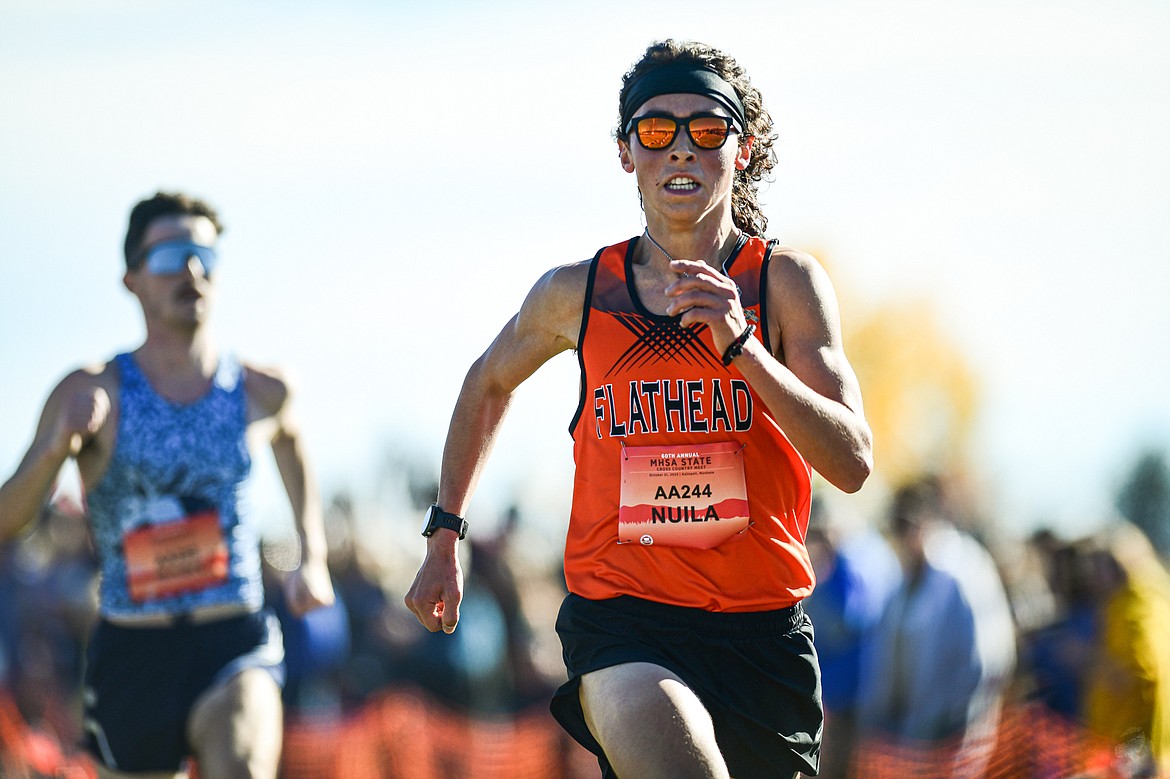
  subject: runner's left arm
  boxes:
[666,251,872,493]
[249,365,335,616]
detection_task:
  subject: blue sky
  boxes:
[2,0,1167,543]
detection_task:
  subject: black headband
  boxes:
[621,61,748,136]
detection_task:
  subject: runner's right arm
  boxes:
[404,261,588,634]
[0,370,110,540]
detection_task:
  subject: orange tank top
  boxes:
[565,236,814,612]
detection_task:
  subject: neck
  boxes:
[137,326,217,380]
[642,215,741,267]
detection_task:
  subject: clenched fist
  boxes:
[57,386,110,456]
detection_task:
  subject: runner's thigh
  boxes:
[186,667,283,779]
[580,661,729,779]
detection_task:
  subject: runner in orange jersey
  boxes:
[405,40,872,779]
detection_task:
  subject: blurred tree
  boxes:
[1115,449,1170,556]
[841,293,981,491]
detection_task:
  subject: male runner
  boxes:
[406,40,872,778]
[0,191,334,778]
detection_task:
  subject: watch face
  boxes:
[422,505,466,538]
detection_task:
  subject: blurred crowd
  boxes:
[2,472,1169,778]
[805,475,1170,779]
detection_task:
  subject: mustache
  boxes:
[173,283,205,303]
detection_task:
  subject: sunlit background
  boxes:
[2,0,1168,550]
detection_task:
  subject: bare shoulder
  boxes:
[50,361,119,404]
[767,246,844,329]
[241,361,294,420]
[768,246,835,293]
[529,259,592,311]
[517,258,594,347]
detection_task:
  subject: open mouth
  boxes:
[665,176,699,193]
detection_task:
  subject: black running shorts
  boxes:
[551,593,822,778]
[82,609,285,773]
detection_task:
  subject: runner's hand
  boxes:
[404,533,464,634]
[664,259,749,355]
[55,387,110,457]
[284,557,335,617]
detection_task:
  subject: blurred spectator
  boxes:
[466,506,561,710]
[1021,533,1098,720]
[803,496,897,779]
[0,499,98,745]
[263,535,350,717]
[320,493,416,706]
[856,478,1016,777]
[1082,522,1170,777]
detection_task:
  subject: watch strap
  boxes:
[423,504,468,540]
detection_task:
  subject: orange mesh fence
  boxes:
[279,691,597,779]
[0,689,96,779]
[851,703,1137,779]
[0,690,1156,778]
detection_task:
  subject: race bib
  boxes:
[124,511,229,603]
[619,441,750,548]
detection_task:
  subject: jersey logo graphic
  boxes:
[607,313,723,377]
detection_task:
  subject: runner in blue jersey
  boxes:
[0,191,335,779]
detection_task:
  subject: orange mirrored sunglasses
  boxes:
[628,113,739,150]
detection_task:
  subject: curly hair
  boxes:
[617,40,777,237]
[124,191,224,269]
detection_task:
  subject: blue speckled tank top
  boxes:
[86,352,263,619]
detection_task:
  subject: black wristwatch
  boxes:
[421,504,468,540]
